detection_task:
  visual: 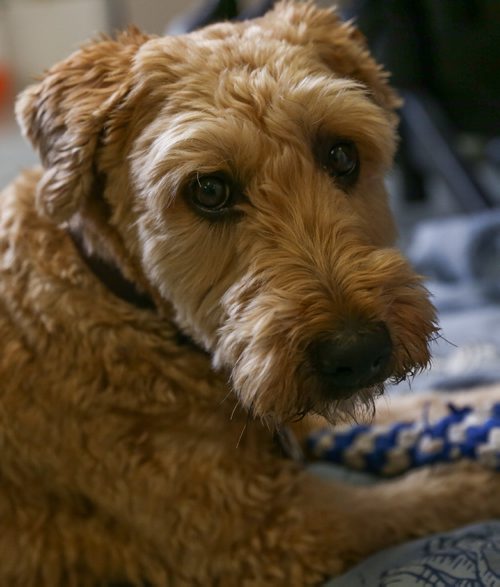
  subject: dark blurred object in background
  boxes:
[342,0,500,212]
[345,0,500,137]
[175,0,239,30]
[167,0,275,33]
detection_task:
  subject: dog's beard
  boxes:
[214,309,385,427]
[213,254,436,427]
[215,328,424,428]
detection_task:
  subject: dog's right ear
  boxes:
[16,29,151,223]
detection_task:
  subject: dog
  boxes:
[1,1,499,585]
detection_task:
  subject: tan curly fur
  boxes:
[1,2,500,585]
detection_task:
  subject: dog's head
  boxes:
[17,1,436,424]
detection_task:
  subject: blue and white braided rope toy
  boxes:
[307,403,500,476]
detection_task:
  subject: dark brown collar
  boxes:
[68,228,212,354]
[68,228,156,312]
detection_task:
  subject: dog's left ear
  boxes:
[265,1,401,116]
[16,29,150,223]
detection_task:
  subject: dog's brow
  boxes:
[278,76,397,167]
[134,67,396,205]
[134,113,265,203]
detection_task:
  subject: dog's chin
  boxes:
[297,376,386,425]
[248,386,384,429]
[227,359,387,428]
[322,384,385,423]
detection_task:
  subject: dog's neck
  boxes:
[65,198,157,306]
[68,227,156,311]
[67,221,302,461]
[67,219,206,352]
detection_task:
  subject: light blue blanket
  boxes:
[392,209,500,393]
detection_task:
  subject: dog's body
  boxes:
[1,3,499,585]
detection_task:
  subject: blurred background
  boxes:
[0,0,499,392]
[0,0,201,185]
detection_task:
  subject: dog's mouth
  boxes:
[294,373,387,426]
[314,374,388,402]
[295,361,390,424]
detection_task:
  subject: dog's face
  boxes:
[17,2,436,424]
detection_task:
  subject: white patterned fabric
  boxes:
[325,522,500,586]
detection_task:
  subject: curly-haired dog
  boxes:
[1,2,499,585]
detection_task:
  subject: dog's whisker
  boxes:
[218,388,234,406]
[235,420,248,449]
[229,401,240,421]
[430,332,456,347]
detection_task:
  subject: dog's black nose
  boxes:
[309,324,392,390]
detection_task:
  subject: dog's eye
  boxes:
[320,140,360,189]
[326,142,359,179]
[189,175,232,213]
